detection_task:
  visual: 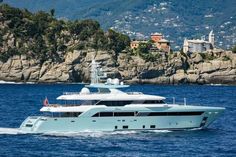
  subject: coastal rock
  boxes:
[191,53,203,64]
[0,50,235,84]
[65,50,81,64]
[173,70,187,83]
[197,60,232,74]
[39,63,73,82]
[187,74,199,83]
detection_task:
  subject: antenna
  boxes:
[90,60,107,84]
[184,98,187,106]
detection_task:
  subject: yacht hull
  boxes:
[19,105,225,133]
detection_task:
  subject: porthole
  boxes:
[123,125,128,129]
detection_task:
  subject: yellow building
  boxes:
[130,40,147,49]
[155,39,170,53]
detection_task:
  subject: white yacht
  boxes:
[19,60,225,133]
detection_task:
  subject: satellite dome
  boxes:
[80,87,90,95]
[107,78,112,84]
[112,78,119,85]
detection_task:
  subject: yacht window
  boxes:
[96,101,133,106]
[99,112,113,117]
[62,100,81,106]
[150,125,156,128]
[25,124,33,127]
[114,112,135,117]
[92,112,136,117]
[166,112,204,116]
[81,100,99,105]
[123,125,128,129]
[143,100,165,104]
[59,112,82,117]
[137,111,204,116]
[92,113,99,117]
[72,112,82,117]
[137,112,150,116]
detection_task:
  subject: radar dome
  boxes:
[80,87,90,95]
[112,78,119,85]
[107,78,112,84]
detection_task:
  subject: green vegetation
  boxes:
[132,42,162,62]
[141,53,161,62]
[199,53,216,60]
[222,56,231,61]
[0,4,130,62]
[136,43,151,55]
[232,45,236,53]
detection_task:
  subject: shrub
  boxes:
[232,45,236,53]
[222,56,231,61]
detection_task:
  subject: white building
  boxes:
[183,30,215,53]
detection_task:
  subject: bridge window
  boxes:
[143,100,165,104]
[96,101,133,106]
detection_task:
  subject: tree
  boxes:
[137,42,152,54]
[107,29,130,54]
[232,45,236,53]
[50,9,55,17]
[0,5,132,62]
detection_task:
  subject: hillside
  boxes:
[0,5,235,85]
[0,4,130,62]
[2,0,236,50]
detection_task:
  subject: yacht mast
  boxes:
[90,60,107,84]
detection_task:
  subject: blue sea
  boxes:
[0,84,235,157]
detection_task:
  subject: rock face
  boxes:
[0,49,236,85]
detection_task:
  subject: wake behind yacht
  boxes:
[19,60,225,133]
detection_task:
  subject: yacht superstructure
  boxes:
[19,60,225,133]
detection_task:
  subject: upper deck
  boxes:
[57,88,165,101]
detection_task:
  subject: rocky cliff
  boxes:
[0,49,235,85]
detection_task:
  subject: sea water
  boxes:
[0,84,235,157]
